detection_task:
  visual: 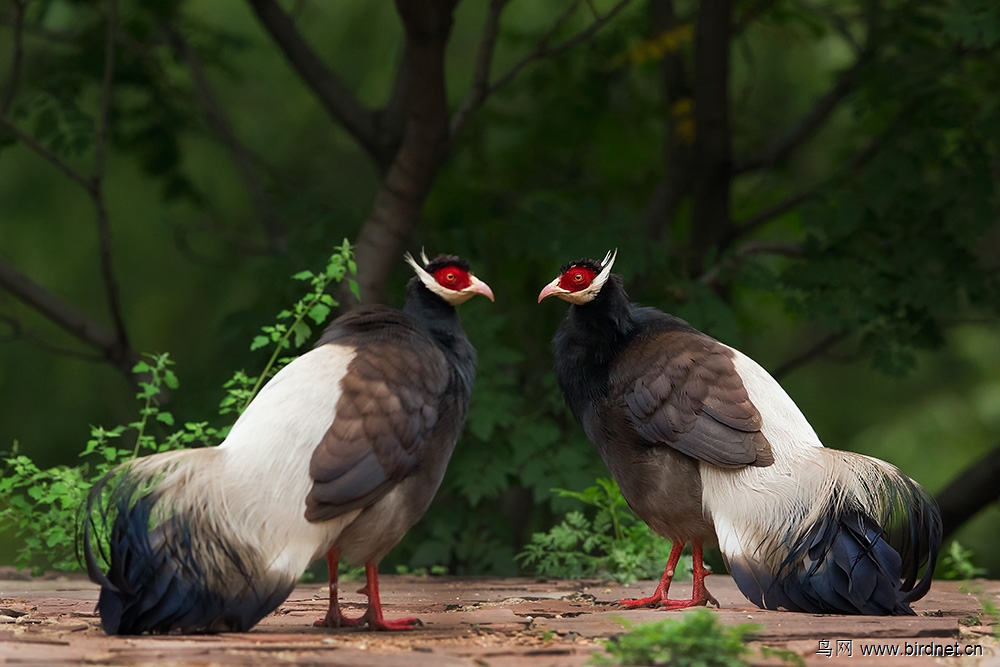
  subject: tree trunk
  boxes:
[344,0,458,306]
[641,0,695,246]
[689,0,733,274]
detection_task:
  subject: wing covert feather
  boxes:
[615,331,773,468]
[305,327,452,522]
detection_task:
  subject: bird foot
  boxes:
[618,591,719,610]
[313,611,365,628]
[367,615,423,632]
[618,594,665,609]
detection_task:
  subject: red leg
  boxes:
[356,562,421,631]
[314,548,365,628]
[619,540,719,610]
[620,541,685,608]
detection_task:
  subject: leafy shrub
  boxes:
[516,478,684,584]
[0,241,357,575]
[591,609,754,667]
[590,609,804,667]
[940,540,987,580]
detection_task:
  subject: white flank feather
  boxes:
[699,347,825,560]
[133,344,362,586]
[700,347,919,567]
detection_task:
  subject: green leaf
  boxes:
[250,335,269,351]
[290,321,311,348]
[307,303,331,325]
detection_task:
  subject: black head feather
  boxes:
[558,257,603,275]
[424,254,471,273]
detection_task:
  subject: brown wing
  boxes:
[615,330,773,468]
[304,334,452,523]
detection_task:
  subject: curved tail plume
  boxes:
[81,450,301,634]
[711,449,941,615]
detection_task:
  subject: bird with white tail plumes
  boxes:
[538,250,941,615]
[83,252,493,634]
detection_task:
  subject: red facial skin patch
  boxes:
[434,266,472,291]
[558,266,596,292]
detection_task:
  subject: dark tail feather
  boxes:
[746,474,941,616]
[80,465,295,634]
[886,479,942,605]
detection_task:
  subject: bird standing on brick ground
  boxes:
[538,250,940,615]
[84,252,493,634]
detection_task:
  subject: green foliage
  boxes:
[0,352,181,575]
[589,610,755,667]
[590,610,805,667]
[941,540,987,580]
[0,243,357,574]
[516,478,681,584]
[3,0,1000,579]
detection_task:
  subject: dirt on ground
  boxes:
[0,572,997,666]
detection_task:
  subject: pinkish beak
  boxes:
[470,276,495,302]
[537,277,564,303]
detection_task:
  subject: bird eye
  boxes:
[445,272,456,282]
[573,272,585,283]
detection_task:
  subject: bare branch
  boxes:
[733,0,779,35]
[167,27,286,251]
[92,0,116,183]
[450,0,510,137]
[1,0,25,117]
[734,189,816,236]
[734,63,860,175]
[0,314,105,363]
[771,329,850,380]
[729,101,909,239]
[488,0,633,101]
[698,239,803,286]
[246,0,390,169]
[90,0,130,357]
[937,444,1000,539]
[0,117,95,192]
[0,257,137,376]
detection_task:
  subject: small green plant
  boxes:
[590,609,805,667]
[0,241,358,575]
[941,540,987,580]
[516,478,683,584]
[590,609,753,667]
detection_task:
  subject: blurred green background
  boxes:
[1,0,998,578]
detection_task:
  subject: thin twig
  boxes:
[90,0,130,356]
[0,257,136,375]
[733,0,779,34]
[247,0,385,168]
[168,27,286,251]
[698,240,803,286]
[771,330,850,380]
[734,62,861,175]
[0,116,95,192]
[735,189,816,236]
[489,0,633,98]
[0,314,106,362]
[729,102,905,239]
[450,0,510,137]
[1,0,26,117]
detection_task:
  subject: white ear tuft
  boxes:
[420,248,430,265]
[593,248,618,289]
[404,252,438,291]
